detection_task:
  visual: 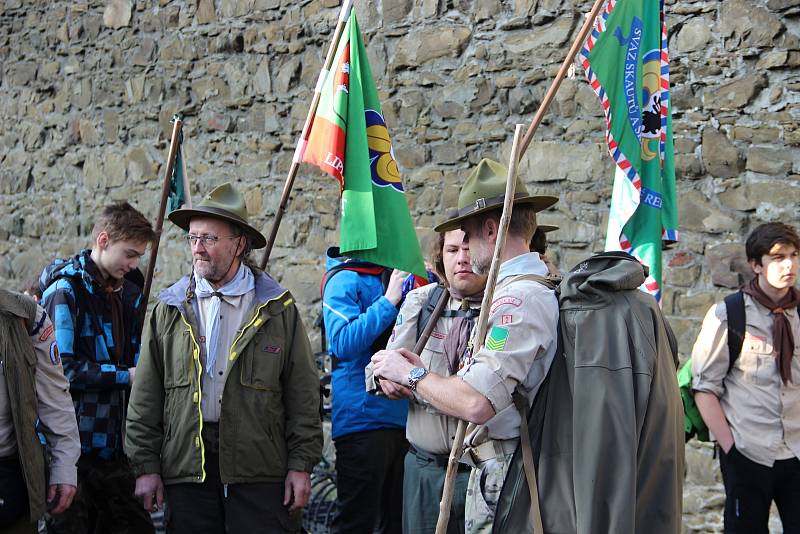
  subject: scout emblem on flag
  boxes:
[579,0,679,303]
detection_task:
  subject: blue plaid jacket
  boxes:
[41,250,143,459]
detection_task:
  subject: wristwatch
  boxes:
[408,367,429,391]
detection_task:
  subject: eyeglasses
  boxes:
[184,234,241,248]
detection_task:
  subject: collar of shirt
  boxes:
[747,293,799,319]
[497,252,548,280]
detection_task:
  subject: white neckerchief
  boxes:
[194,263,255,376]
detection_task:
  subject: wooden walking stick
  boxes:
[435,124,526,534]
[259,0,354,270]
[141,115,183,313]
[519,0,607,159]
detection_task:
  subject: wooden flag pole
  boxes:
[435,124,526,534]
[259,0,354,270]
[141,116,183,314]
[518,0,607,158]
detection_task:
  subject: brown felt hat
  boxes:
[434,158,558,233]
[168,183,267,249]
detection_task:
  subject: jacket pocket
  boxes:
[163,342,191,388]
[239,338,284,391]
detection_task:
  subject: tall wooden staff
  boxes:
[436,1,608,531]
[141,116,183,312]
[436,124,525,534]
[259,0,354,270]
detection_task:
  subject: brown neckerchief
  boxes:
[443,288,483,375]
[741,277,800,384]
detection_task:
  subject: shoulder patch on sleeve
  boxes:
[490,296,522,314]
[485,325,509,351]
[49,342,60,365]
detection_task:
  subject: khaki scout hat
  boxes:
[433,158,558,233]
[168,182,267,249]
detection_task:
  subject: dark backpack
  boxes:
[677,290,745,442]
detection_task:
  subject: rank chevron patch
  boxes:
[485,325,509,351]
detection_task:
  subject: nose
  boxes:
[455,248,470,265]
[191,240,207,254]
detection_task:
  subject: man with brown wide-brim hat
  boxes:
[126,183,322,533]
[372,158,561,533]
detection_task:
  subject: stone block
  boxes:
[720,182,800,212]
[676,292,717,317]
[720,0,784,48]
[79,119,101,146]
[701,129,741,178]
[274,57,301,94]
[732,126,779,143]
[103,0,132,29]
[706,242,753,289]
[393,26,471,67]
[219,0,254,17]
[675,17,711,52]
[197,0,216,23]
[126,145,159,182]
[746,147,793,176]
[704,73,767,111]
[521,142,608,184]
[384,0,411,23]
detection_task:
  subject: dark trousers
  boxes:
[47,454,154,534]
[332,428,408,534]
[402,448,469,534]
[164,426,302,534]
[719,445,800,534]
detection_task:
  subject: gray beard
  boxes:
[471,252,491,276]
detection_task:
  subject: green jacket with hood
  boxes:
[125,269,322,485]
[493,252,683,534]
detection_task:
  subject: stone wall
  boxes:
[1,0,799,531]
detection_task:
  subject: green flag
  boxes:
[300,10,426,277]
[579,0,678,302]
[168,125,186,213]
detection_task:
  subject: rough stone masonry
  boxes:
[1,0,799,531]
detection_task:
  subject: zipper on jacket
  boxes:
[227,291,289,363]
[180,315,206,483]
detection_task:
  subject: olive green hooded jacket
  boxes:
[125,270,322,485]
[494,252,683,534]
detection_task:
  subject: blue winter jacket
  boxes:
[322,252,408,440]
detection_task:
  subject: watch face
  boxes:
[410,367,426,380]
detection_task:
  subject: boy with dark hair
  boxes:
[692,222,800,533]
[41,202,156,534]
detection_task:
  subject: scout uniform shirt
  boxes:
[196,290,255,422]
[386,284,481,455]
[0,304,80,486]
[458,252,559,453]
[692,293,800,466]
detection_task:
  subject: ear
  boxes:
[235,235,247,257]
[484,217,499,242]
[749,258,762,275]
[96,231,109,250]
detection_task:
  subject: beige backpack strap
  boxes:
[507,273,558,291]
[514,393,544,533]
